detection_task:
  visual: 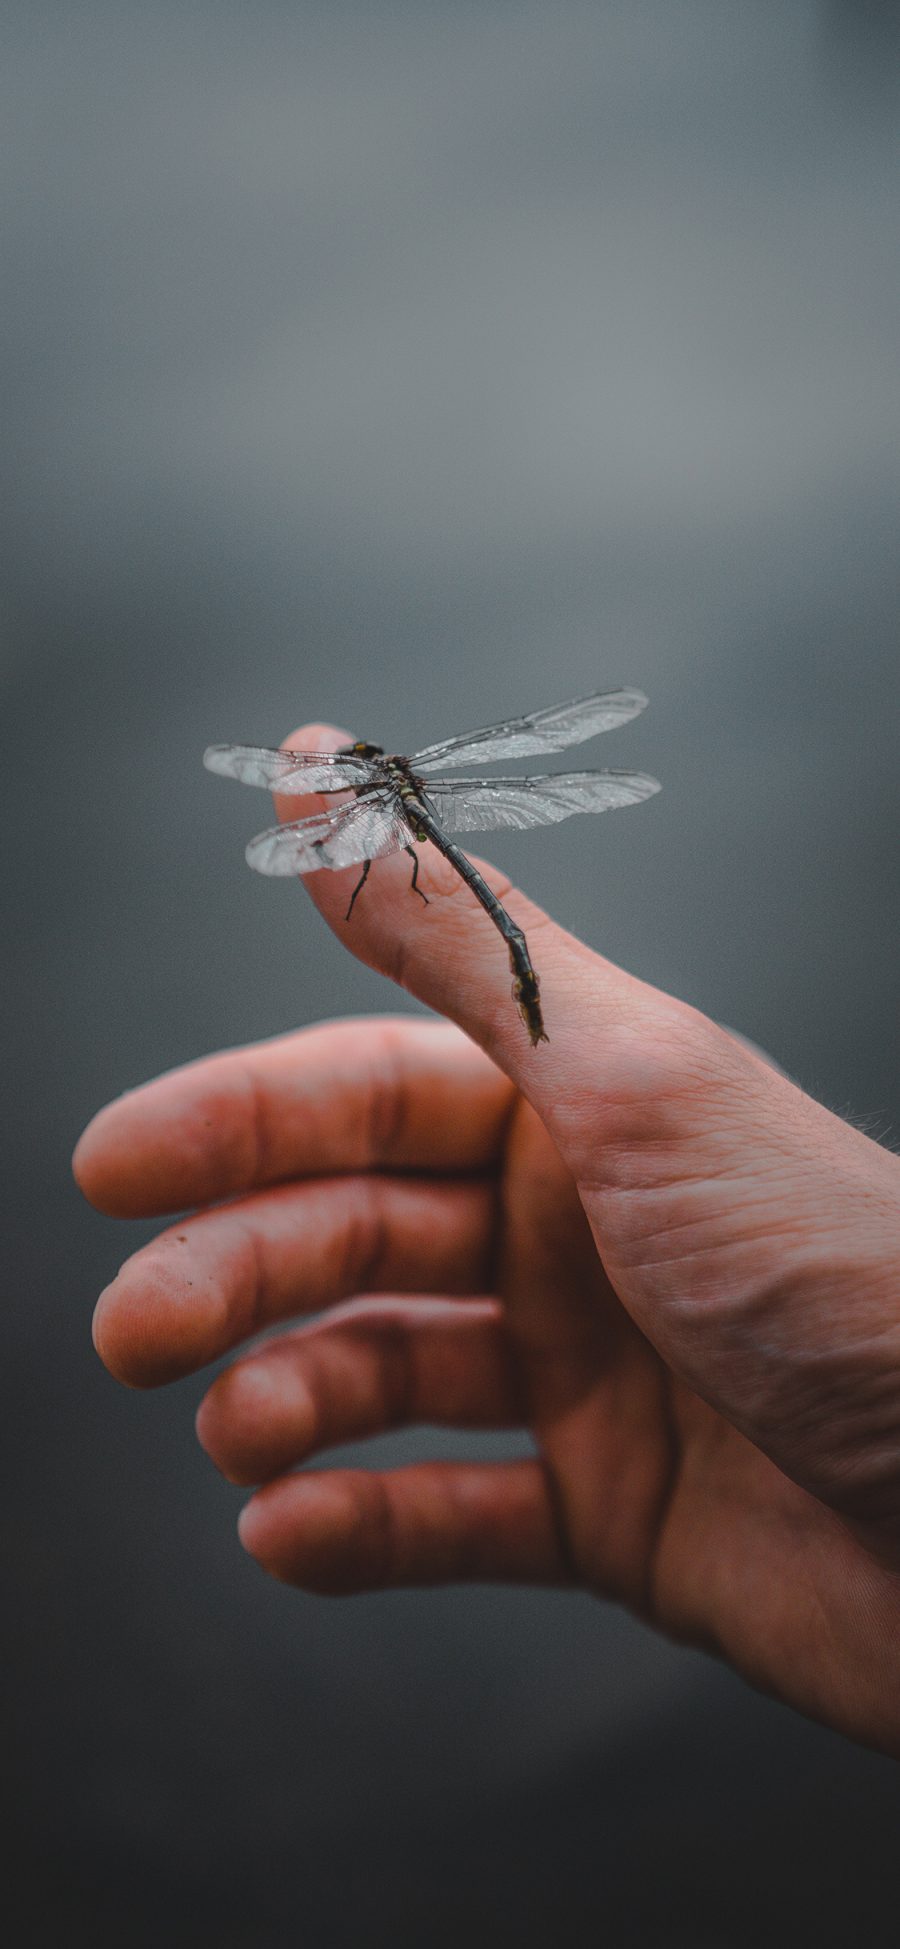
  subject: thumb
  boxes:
[270,720,656,1115]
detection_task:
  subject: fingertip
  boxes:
[237,1489,282,1566]
[272,721,354,829]
[72,1112,110,1207]
[196,1358,310,1486]
[72,1096,152,1217]
[91,1245,226,1389]
[280,721,353,754]
[194,1387,216,1457]
[236,1475,343,1586]
[91,1280,150,1389]
[236,1497,261,1555]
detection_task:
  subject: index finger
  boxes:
[73,1015,514,1218]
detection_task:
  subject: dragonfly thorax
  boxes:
[378,755,424,794]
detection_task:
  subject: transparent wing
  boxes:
[423,770,661,834]
[204,744,377,793]
[245,794,411,877]
[412,688,648,774]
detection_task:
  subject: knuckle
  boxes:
[362,1023,411,1164]
[341,1176,391,1296]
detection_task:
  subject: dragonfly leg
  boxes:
[345,858,371,920]
[404,845,429,906]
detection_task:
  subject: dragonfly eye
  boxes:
[344,740,383,759]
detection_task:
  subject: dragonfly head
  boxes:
[340,740,384,760]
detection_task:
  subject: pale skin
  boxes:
[74,724,900,1756]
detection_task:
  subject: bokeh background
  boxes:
[4,2,900,1942]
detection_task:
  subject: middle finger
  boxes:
[92,1172,495,1386]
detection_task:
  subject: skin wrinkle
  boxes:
[493,1312,532,1431]
[368,1472,401,1587]
[278,1339,326,1467]
[334,1175,388,1308]
[830,1452,900,1528]
[585,1124,791,1201]
[327,1470,396,1592]
[590,1133,799,1191]
[373,1309,416,1435]
[662,1283,900,1533]
[641,1252,900,1377]
[643,1369,688,1625]
[650,1422,784,1665]
[764,1380,900,1503]
[242,1057,275,1191]
[609,1361,683,1613]
[332,1172,489,1305]
[240,1033,324,1187]
[232,1211,272,1343]
[190,1079,257,1209]
[598,1229,808,1291]
[361,1021,416,1171]
[603,1186,809,1258]
[563,1051,782,1189]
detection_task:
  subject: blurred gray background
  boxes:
[3,2,900,1942]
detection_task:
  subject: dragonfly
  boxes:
[204,688,660,1047]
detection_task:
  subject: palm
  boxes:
[489,1088,898,1731]
[491,1089,674,1606]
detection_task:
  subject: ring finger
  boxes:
[197,1295,523,1485]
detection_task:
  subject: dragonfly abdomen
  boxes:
[404,794,547,1046]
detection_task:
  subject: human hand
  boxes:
[75,722,900,1755]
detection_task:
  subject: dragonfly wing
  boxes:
[245,795,411,876]
[424,771,661,833]
[412,689,648,774]
[204,744,376,792]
